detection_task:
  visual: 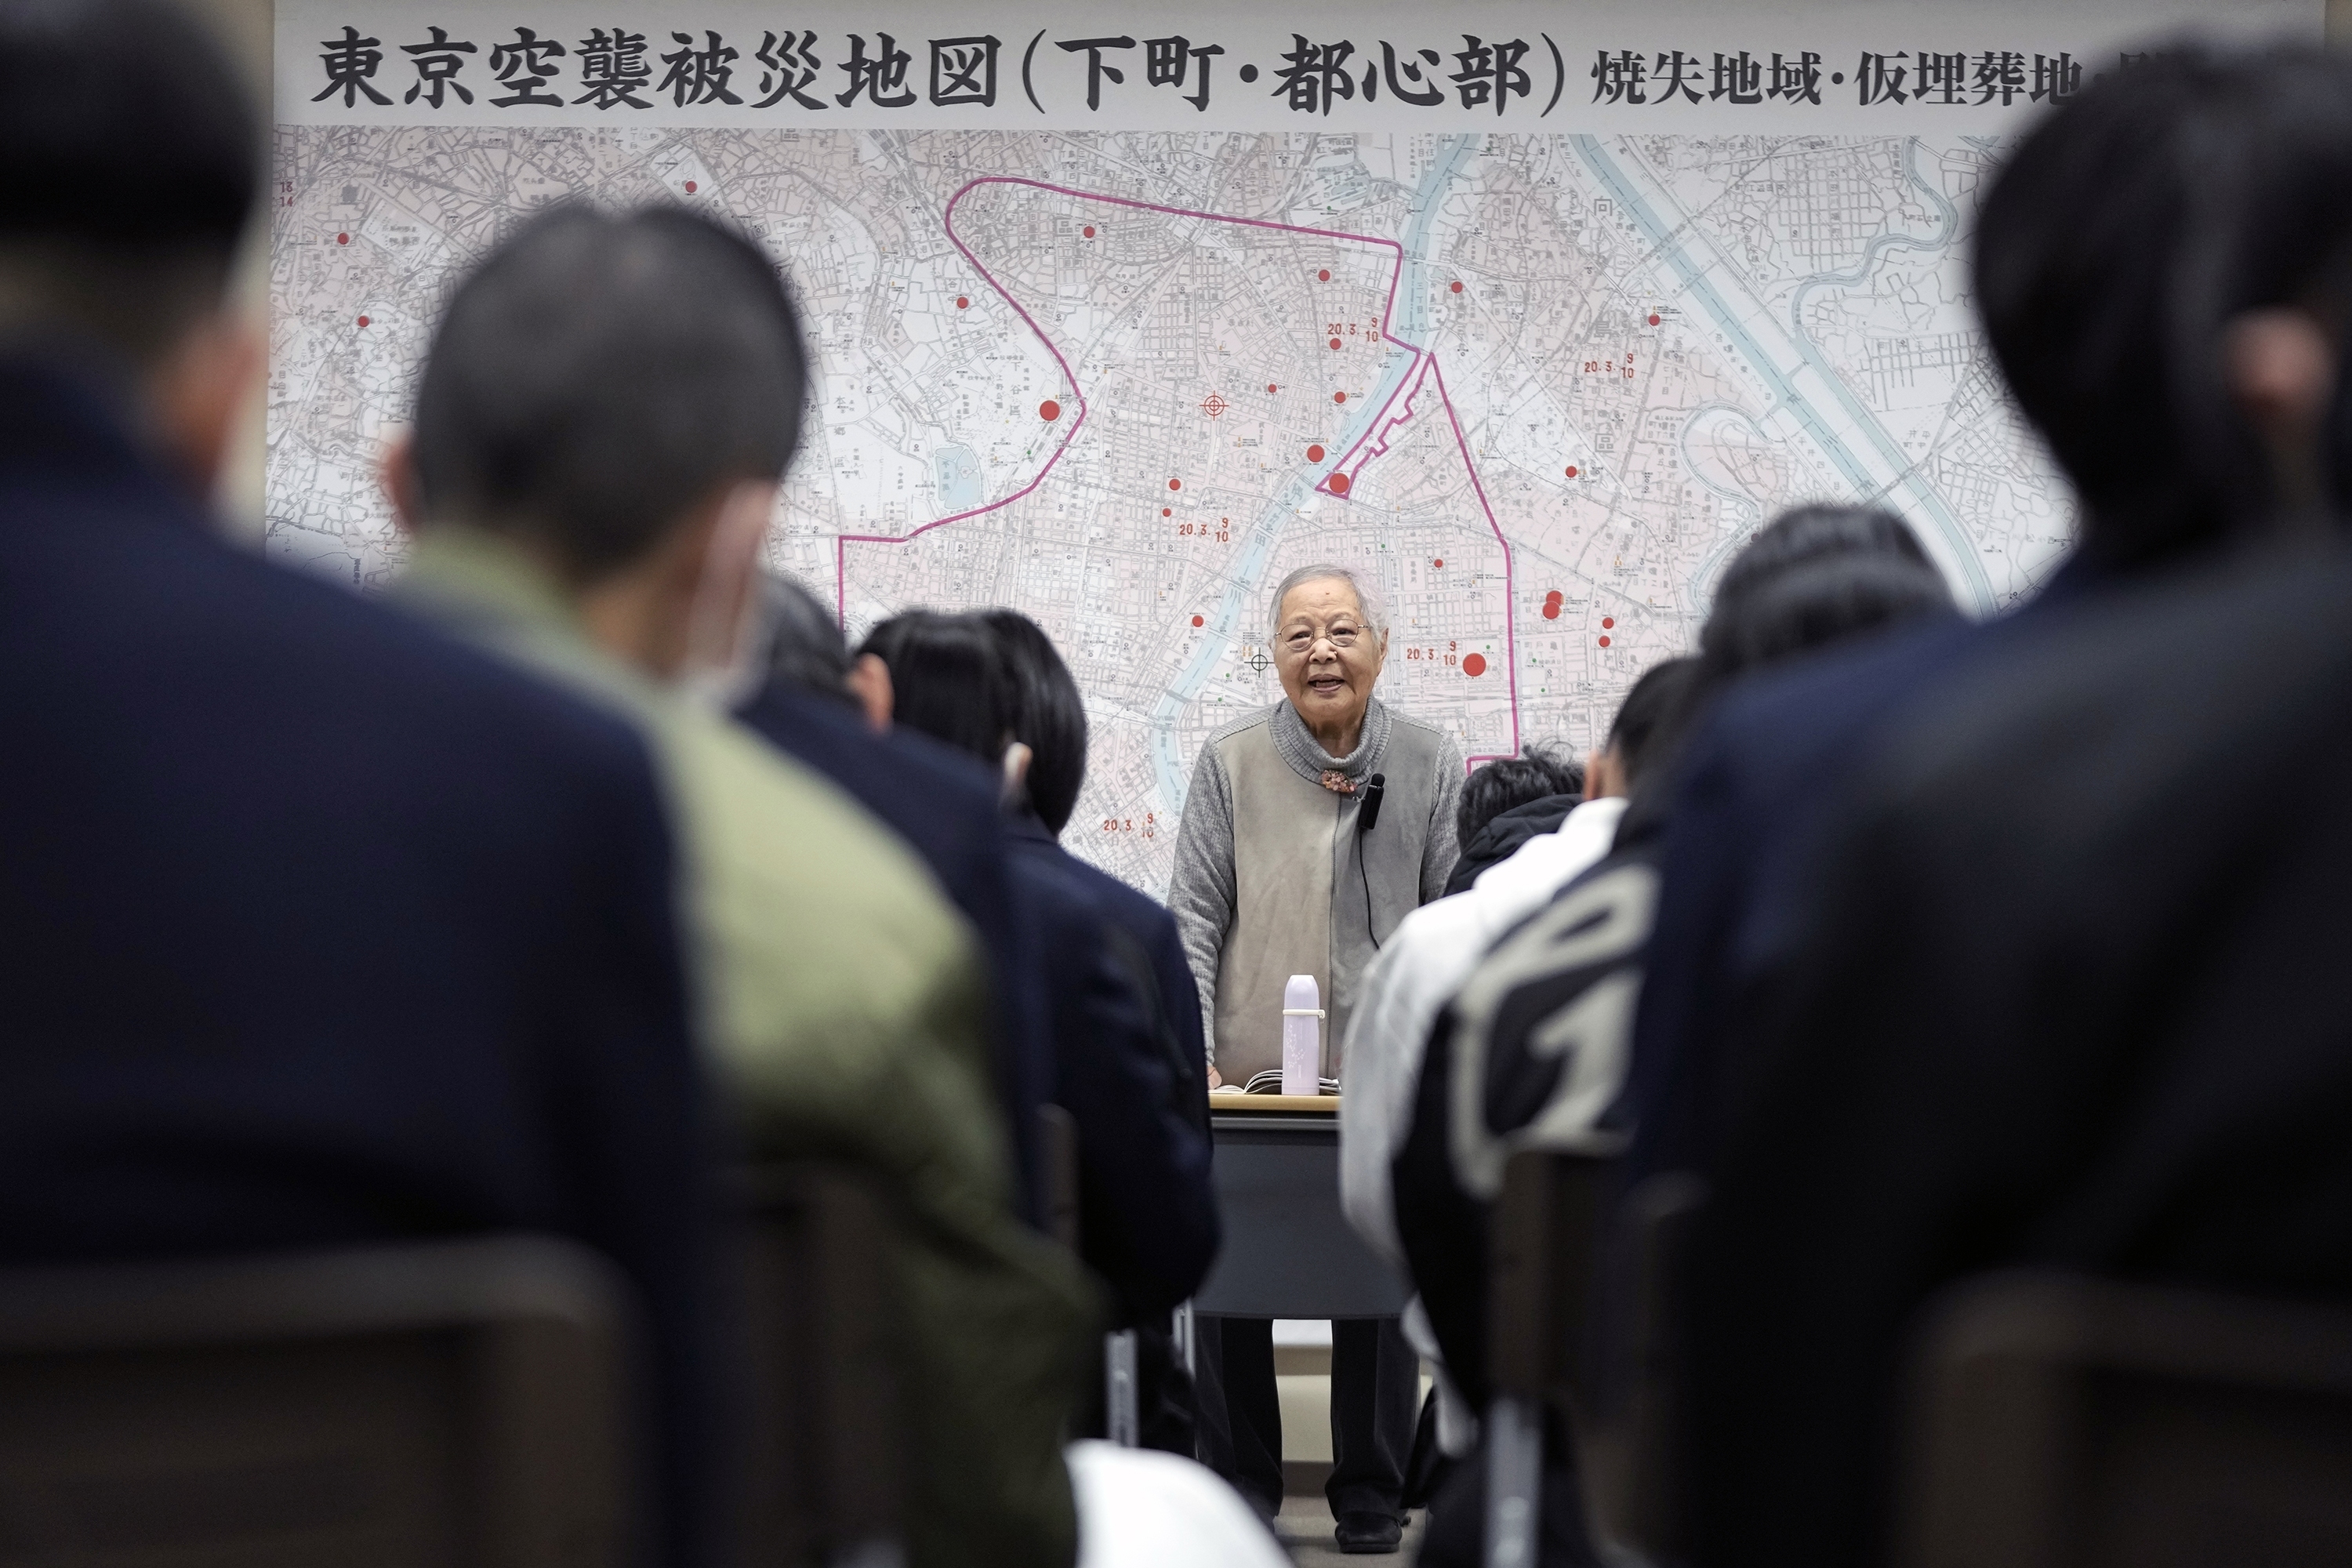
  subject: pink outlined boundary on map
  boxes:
[833,173,1522,763]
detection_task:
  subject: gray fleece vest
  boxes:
[1210,704,1447,1083]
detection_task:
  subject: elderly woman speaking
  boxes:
[1167,563,1462,1547]
[1171,564,1464,1091]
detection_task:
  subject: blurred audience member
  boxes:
[383,205,1093,1568]
[1679,46,2352,1568]
[1442,746,1587,896]
[1343,662,1693,1276]
[1394,518,1955,1568]
[1340,659,1693,1523]
[861,612,1218,1327]
[734,574,1054,1222]
[751,572,855,697]
[1624,43,2352,1198]
[0,5,720,1563]
[981,607,1218,1456]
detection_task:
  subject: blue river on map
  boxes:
[1146,135,1477,822]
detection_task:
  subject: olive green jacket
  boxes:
[397,530,1097,1568]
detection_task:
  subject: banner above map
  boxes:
[278,0,2318,132]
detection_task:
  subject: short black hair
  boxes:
[1701,505,1953,682]
[750,573,855,707]
[858,612,1015,770]
[0,0,256,365]
[1711,505,1930,612]
[1622,514,1953,808]
[978,611,1090,836]
[1703,553,1958,677]
[412,205,808,583]
[1457,747,1584,846]
[1976,44,2352,570]
[1609,657,1704,789]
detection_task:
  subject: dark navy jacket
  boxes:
[1686,547,2352,1568]
[731,684,1054,1220]
[1004,815,1218,1323]
[1624,558,2107,1183]
[0,361,716,1568]
[1019,817,1210,1130]
[1622,618,1976,1181]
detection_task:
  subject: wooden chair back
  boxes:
[1900,1270,2352,1568]
[0,1235,633,1568]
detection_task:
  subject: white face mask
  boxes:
[676,479,782,710]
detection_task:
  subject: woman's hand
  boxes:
[1207,1064,1223,1089]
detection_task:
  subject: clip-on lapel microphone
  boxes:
[1356,771,1387,947]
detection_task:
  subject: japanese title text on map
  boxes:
[274,0,2315,891]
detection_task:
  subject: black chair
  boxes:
[1898,1270,2352,1568]
[1037,1104,1080,1255]
[1585,1170,1705,1564]
[1483,1146,1620,1568]
[1033,1105,1142,1447]
[0,1234,633,1567]
[737,1163,909,1568]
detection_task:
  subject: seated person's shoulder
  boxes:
[1055,848,1170,934]
[1869,552,2352,852]
[1661,614,1980,844]
[63,521,660,810]
[1711,610,1976,759]
[665,706,983,1047]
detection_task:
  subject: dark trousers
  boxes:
[1195,1315,1421,1519]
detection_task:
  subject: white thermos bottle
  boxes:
[1281,974,1323,1098]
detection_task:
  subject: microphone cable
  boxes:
[1356,772,1387,949]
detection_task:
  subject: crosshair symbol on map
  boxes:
[1247,651,1270,675]
[1200,391,1229,419]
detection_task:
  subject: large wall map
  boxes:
[270,125,2071,894]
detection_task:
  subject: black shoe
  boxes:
[1334,1510,1405,1554]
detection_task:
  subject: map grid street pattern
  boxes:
[270,126,2071,895]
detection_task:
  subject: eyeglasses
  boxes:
[1279,622,1363,653]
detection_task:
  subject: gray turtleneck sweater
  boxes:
[1169,696,1463,1080]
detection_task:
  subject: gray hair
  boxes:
[1269,564,1388,637]
[413,204,808,581]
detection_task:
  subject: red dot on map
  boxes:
[1267,383,1278,394]
[1327,472,1351,495]
[1648,313,1661,325]
[1542,603,1561,620]
[356,315,370,328]
[956,296,969,309]
[1545,590,1563,606]
[1433,557,1444,568]
[1334,391,1347,404]
[1192,615,1206,627]
[1450,280,1464,294]
[1463,654,1487,677]
[1599,635,1612,648]
[1039,399,1061,420]
[1602,616,1615,628]
[1306,445,1326,463]
[1083,225,1096,238]
[1169,477,1181,491]
[684,180,698,194]
[1329,337,1342,350]
[1162,507,1172,517]
[336,233,349,245]
[1318,268,1331,281]
[1565,465,1579,478]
